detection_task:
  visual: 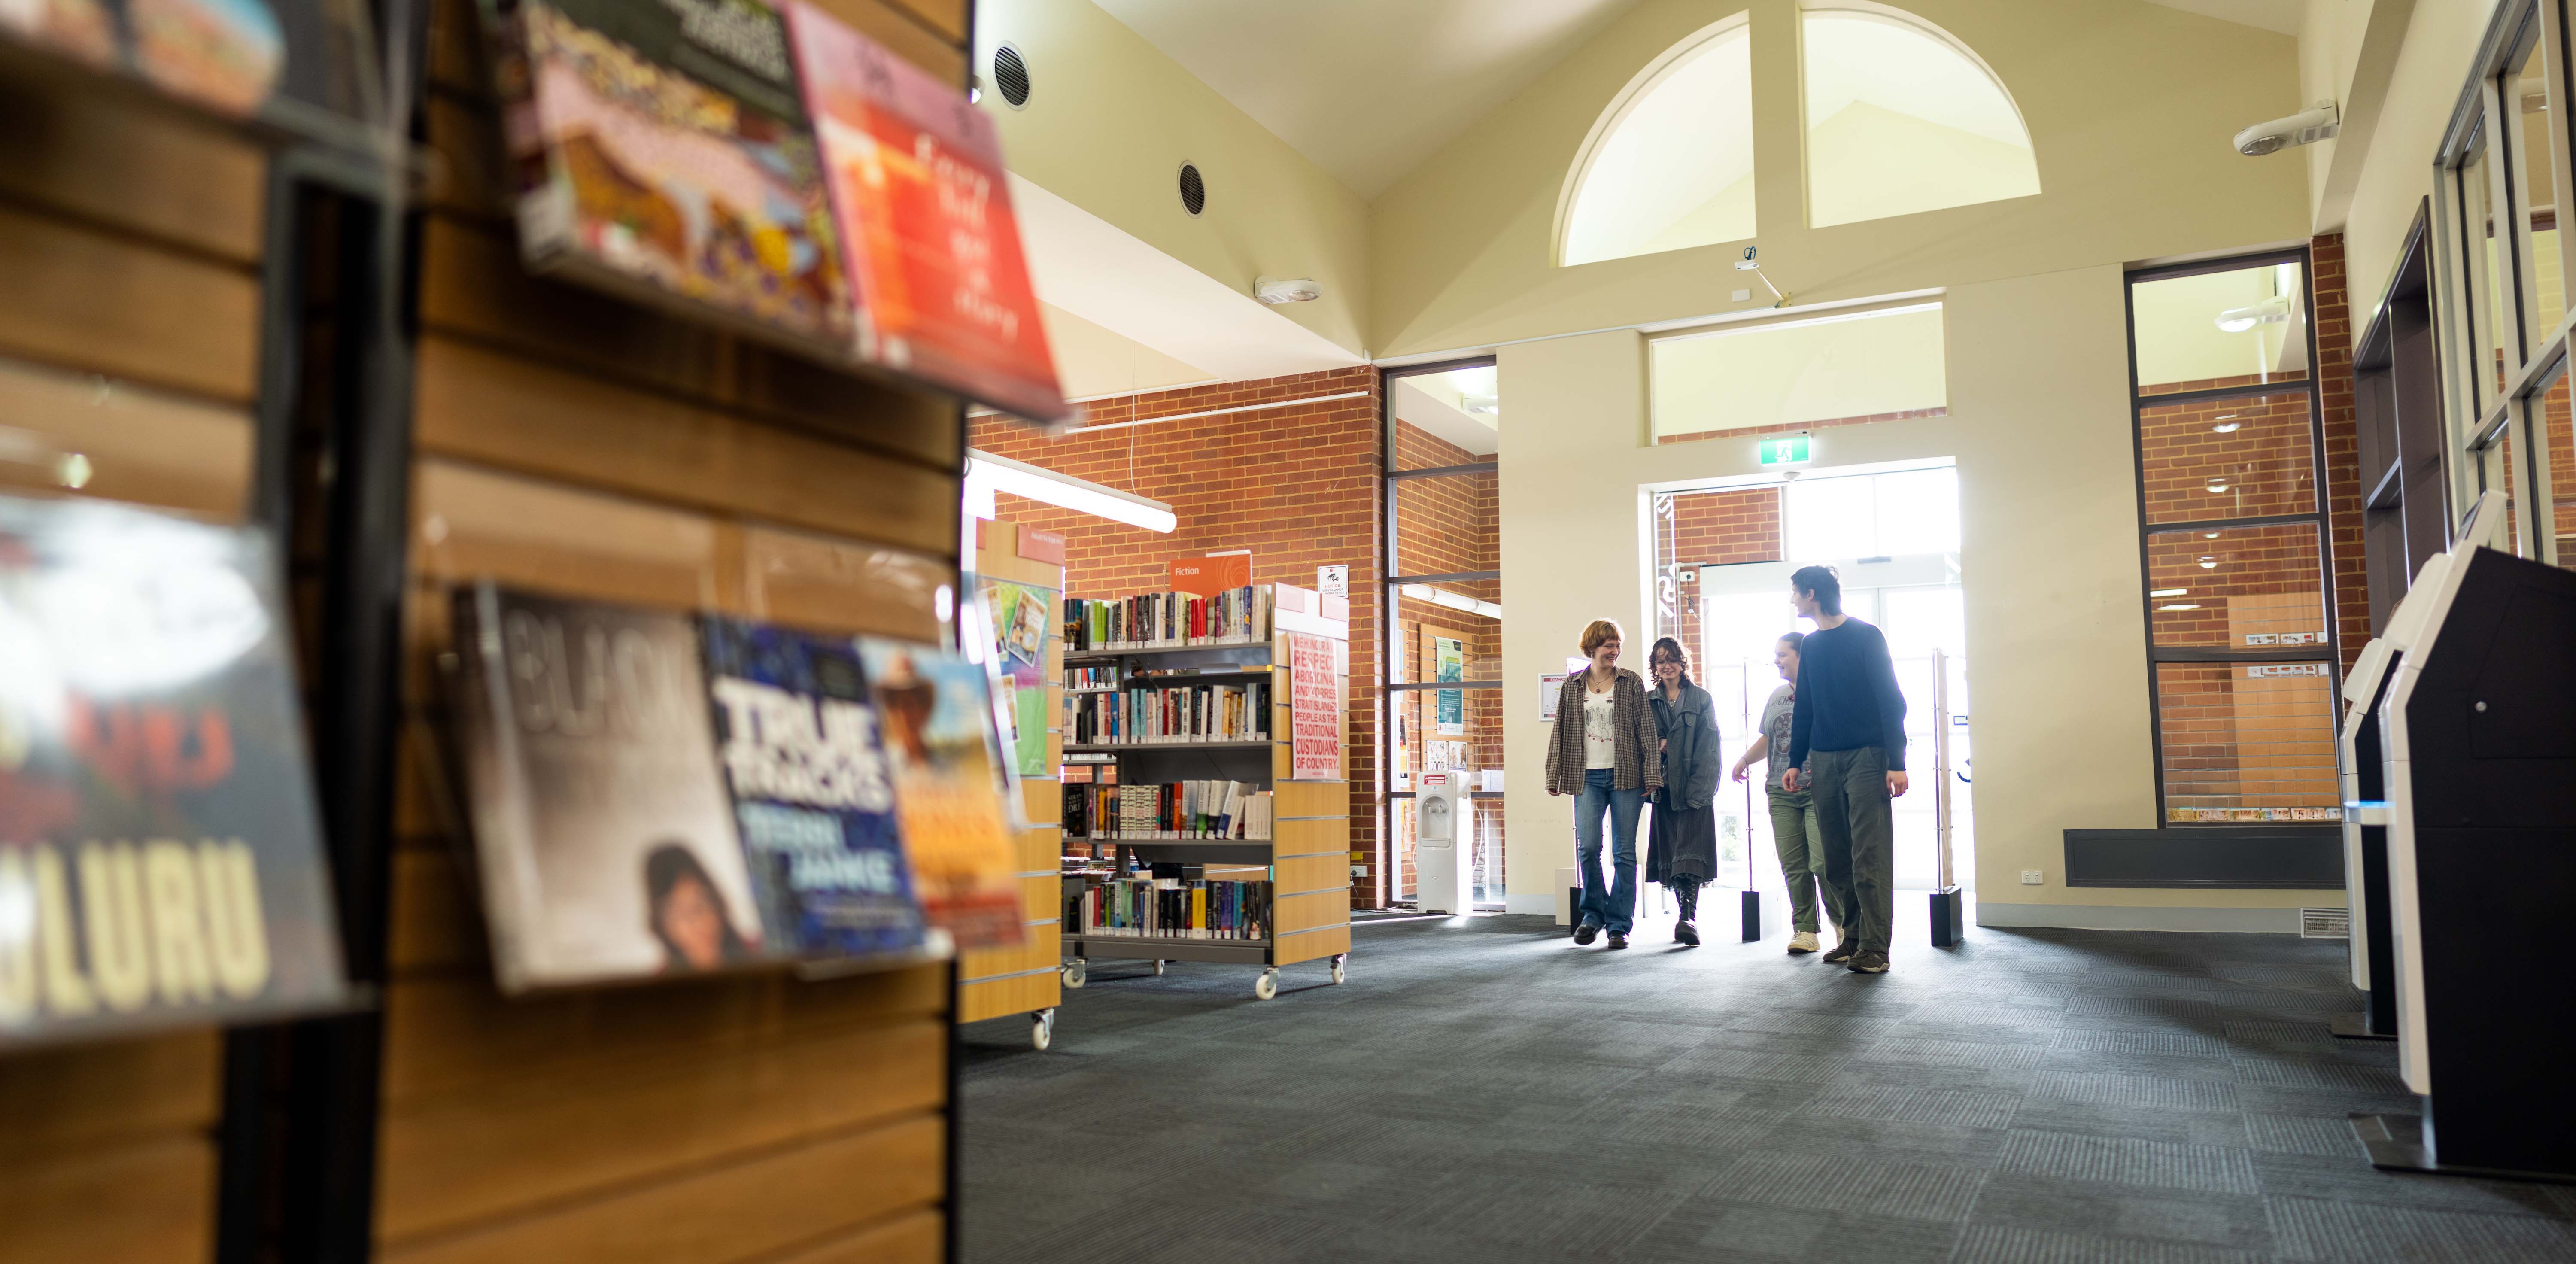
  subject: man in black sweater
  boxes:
[1780,565,1908,974]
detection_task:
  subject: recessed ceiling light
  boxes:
[2205,531,2221,539]
[2213,415,2241,433]
[2205,478,2230,492]
[2197,556,2219,569]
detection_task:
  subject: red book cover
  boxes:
[784,4,1068,422]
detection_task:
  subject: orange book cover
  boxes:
[1167,553,1250,597]
[786,3,1067,422]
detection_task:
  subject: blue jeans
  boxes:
[1574,767,1643,935]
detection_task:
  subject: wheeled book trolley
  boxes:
[961,521,1070,1049]
[1058,585,1354,1000]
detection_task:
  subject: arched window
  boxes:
[1801,4,2039,228]
[1556,17,1755,267]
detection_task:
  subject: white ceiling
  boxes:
[1092,0,1649,198]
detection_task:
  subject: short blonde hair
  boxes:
[1578,618,1624,655]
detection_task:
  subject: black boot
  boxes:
[1674,883,1700,945]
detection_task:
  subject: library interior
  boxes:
[1,0,2573,1261]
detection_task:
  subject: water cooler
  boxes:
[1414,770,1472,915]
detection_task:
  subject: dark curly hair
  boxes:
[1647,636,1692,686]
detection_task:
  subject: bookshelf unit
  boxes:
[1059,586,1354,1000]
[961,520,1068,1049]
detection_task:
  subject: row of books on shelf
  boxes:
[1069,876,1271,941]
[1066,665,1120,691]
[453,585,1025,994]
[1063,588,1272,651]
[1066,681,1270,745]
[1064,781,1273,842]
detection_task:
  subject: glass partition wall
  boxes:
[2124,252,2345,824]
[2436,0,2576,567]
[1382,359,1505,908]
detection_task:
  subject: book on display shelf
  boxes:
[480,0,852,355]
[784,2,1066,423]
[1065,681,1268,746]
[1063,588,1270,652]
[451,586,787,991]
[1070,875,1270,942]
[699,616,929,962]
[0,0,383,130]
[1063,781,1270,842]
[854,637,1025,951]
[0,494,350,1049]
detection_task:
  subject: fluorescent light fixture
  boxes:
[1400,583,1501,620]
[964,448,1176,533]
[2157,603,2202,611]
[2215,297,2291,333]
[2149,588,2188,598]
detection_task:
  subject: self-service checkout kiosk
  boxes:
[2352,490,2576,1180]
[2332,558,2456,1042]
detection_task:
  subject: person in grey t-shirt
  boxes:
[1728,631,1847,954]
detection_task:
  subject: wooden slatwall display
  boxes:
[378,1,976,1259]
[0,69,270,1264]
[960,522,1066,1033]
[1270,593,1354,967]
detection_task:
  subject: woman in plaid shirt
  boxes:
[1544,619,1662,949]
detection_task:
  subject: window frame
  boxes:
[2123,248,2344,826]
[1796,1,2042,229]
[2431,0,2576,565]
[1552,12,1755,269]
[1380,357,1505,909]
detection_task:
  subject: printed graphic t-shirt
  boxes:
[1759,683,1797,792]
[1583,685,1617,769]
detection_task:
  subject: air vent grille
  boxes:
[2300,908,2350,939]
[1178,162,1206,216]
[993,44,1030,108]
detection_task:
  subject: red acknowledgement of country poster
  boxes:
[785,4,1068,423]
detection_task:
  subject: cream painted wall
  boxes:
[2327,0,2504,311]
[1040,302,1217,400]
[973,0,1372,356]
[1372,0,2310,359]
[1500,267,2346,921]
[1650,305,1947,436]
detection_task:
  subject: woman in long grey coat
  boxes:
[1643,636,1722,945]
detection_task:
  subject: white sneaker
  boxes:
[1788,931,1820,954]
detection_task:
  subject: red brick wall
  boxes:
[2314,234,2372,668]
[970,366,1385,902]
[1654,486,1784,657]
[1388,418,1502,900]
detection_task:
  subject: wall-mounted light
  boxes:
[965,448,1176,532]
[1400,583,1502,620]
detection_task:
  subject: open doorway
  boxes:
[1653,460,1972,925]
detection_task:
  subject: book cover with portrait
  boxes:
[698,615,926,962]
[0,494,347,1049]
[450,584,772,992]
[852,637,1022,949]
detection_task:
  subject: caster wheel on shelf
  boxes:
[1330,954,1347,985]
[1030,1008,1056,1051]
[1153,959,1167,976]
[1253,968,1278,1001]
[1062,959,1087,989]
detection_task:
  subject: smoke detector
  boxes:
[1255,276,1322,304]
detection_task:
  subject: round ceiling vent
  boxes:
[992,44,1030,109]
[1178,161,1206,216]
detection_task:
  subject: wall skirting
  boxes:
[1974,901,2320,933]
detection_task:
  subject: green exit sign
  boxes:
[1759,434,1811,466]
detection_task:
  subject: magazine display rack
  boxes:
[1060,584,1354,1000]
[960,520,1067,1048]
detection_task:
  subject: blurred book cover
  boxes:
[451,585,774,992]
[698,616,927,962]
[975,576,1054,777]
[0,0,379,122]
[0,494,346,1049]
[853,637,1022,948]
[484,0,851,352]
[785,2,1066,422]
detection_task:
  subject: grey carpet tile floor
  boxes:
[957,911,2576,1264]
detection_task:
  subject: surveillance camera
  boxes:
[2235,102,2339,157]
[1254,276,1322,304]
[1735,246,1759,271]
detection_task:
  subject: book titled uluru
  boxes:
[483,0,853,354]
[0,494,348,1049]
